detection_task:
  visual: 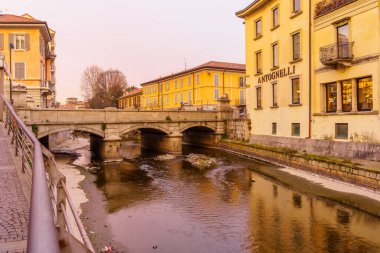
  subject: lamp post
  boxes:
[9,42,14,104]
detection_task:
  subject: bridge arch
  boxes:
[37,126,105,139]
[119,124,171,137]
[180,123,217,133]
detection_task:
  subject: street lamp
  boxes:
[9,42,14,104]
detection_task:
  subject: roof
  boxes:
[118,88,143,100]
[0,14,52,41]
[236,0,265,18]
[141,61,246,86]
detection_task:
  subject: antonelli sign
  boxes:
[257,66,296,84]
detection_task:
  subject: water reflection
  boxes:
[87,145,380,253]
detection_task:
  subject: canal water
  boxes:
[61,143,380,253]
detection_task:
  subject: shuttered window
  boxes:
[292,33,301,60]
[15,63,26,80]
[0,34,4,50]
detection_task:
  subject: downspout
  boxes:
[192,72,195,105]
[308,0,312,139]
[222,71,225,95]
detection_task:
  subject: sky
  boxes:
[3,0,252,103]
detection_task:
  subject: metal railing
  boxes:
[320,42,354,65]
[0,94,94,253]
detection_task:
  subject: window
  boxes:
[272,7,279,28]
[180,79,183,88]
[180,93,184,103]
[272,82,278,106]
[272,123,277,135]
[335,123,348,139]
[15,34,26,50]
[240,90,245,105]
[214,74,219,86]
[256,87,262,108]
[326,83,337,112]
[188,76,191,86]
[188,91,192,102]
[293,0,301,13]
[291,78,300,104]
[357,77,373,111]
[272,43,278,68]
[255,19,262,37]
[175,80,178,89]
[292,33,301,60]
[239,77,245,87]
[14,62,25,80]
[153,85,156,93]
[342,80,352,112]
[337,24,349,58]
[175,93,178,104]
[166,95,169,105]
[196,74,200,85]
[256,51,262,73]
[214,89,219,99]
[166,82,170,91]
[291,123,300,136]
[159,83,162,92]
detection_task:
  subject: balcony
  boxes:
[235,99,246,106]
[320,42,353,66]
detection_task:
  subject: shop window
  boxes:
[272,82,278,106]
[272,123,277,135]
[342,80,352,112]
[291,123,300,136]
[256,87,262,108]
[326,83,337,112]
[335,123,348,139]
[291,78,300,104]
[357,77,373,111]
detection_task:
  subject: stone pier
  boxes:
[141,133,183,155]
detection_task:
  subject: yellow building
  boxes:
[0,13,56,108]
[118,88,143,109]
[311,0,380,141]
[237,0,311,138]
[140,61,246,110]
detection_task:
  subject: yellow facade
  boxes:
[311,0,380,141]
[0,14,56,108]
[140,61,246,110]
[237,0,311,138]
[118,88,143,109]
[238,0,380,142]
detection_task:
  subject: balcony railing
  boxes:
[320,42,353,65]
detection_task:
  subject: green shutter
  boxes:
[9,33,14,48]
[0,34,3,50]
[25,33,30,50]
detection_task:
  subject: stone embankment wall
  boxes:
[250,135,380,161]
[221,140,380,190]
[226,119,251,142]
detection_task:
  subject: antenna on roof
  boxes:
[184,58,187,70]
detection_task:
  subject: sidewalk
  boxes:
[0,124,29,253]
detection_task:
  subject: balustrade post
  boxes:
[56,178,67,229]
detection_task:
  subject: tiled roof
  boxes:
[0,14,45,24]
[118,88,143,99]
[141,61,245,86]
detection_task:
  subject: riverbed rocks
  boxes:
[185,153,217,169]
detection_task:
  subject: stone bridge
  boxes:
[17,108,232,160]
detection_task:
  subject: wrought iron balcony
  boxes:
[320,42,354,66]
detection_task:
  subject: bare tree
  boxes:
[80,65,103,102]
[88,69,128,109]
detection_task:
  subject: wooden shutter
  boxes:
[9,33,14,48]
[25,33,30,50]
[15,63,26,80]
[0,34,4,50]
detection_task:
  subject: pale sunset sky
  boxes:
[3,0,252,103]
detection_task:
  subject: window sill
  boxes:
[254,35,263,41]
[271,25,280,31]
[270,105,279,109]
[289,103,302,107]
[290,10,303,19]
[254,107,263,110]
[270,66,279,71]
[254,72,263,76]
[313,110,379,116]
[289,58,303,64]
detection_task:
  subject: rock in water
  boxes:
[185,154,217,169]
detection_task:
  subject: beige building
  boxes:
[237,0,380,143]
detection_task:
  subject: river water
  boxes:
[59,143,380,253]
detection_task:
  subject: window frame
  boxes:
[272,42,279,68]
[256,86,262,109]
[292,32,301,61]
[272,123,277,135]
[357,77,373,111]
[255,18,262,38]
[214,74,219,86]
[15,34,26,50]
[272,82,278,107]
[256,50,262,74]
[335,123,348,139]
[214,88,219,100]
[291,77,301,105]
[293,0,301,13]
[14,62,26,80]
[291,123,301,137]
[326,82,337,112]
[272,6,279,28]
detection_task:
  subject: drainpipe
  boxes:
[222,71,225,95]
[308,0,312,139]
[192,72,195,105]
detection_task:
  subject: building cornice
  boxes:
[236,0,272,18]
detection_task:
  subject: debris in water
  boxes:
[185,154,217,169]
[153,245,158,249]
[101,245,112,252]
[154,154,176,161]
